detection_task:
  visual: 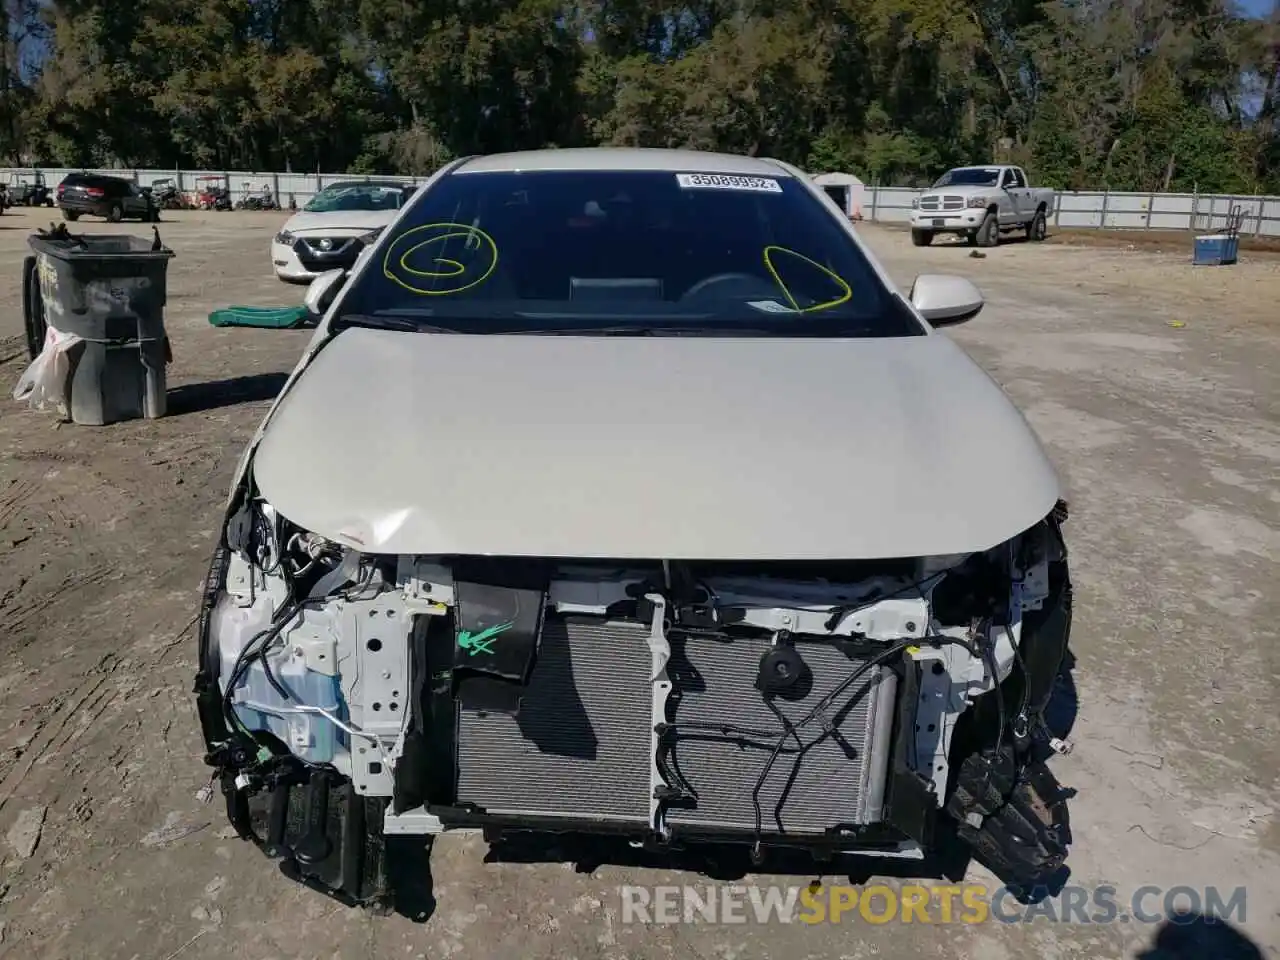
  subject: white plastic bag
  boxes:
[12,324,82,418]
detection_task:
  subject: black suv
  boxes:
[57,173,159,223]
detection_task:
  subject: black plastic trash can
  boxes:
[24,230,175,425]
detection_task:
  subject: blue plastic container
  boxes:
[1193,234,1239,266]
[231,659,343,764]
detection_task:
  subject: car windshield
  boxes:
[305,184,408,213]
[932,168,1000,188]
[335,169,922,338]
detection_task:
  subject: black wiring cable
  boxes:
[655,738,698,799]
[657,555,990,853]
[751,631,985,848]
[662,720,784,740]
[222,584,316,735]
[224,601,310,729]
[259,641,292,701]
[982,623,1007,758]
[812,632,978,727]
[821,565,958,632]
[1007,625,1032,718]
[663,549,1055,850]
[221,606,337,777]
[221,557,382,740]
[1004,625,1039,751]
[656,559,976,750]
[746,639,916,852]
[222,606,305,736]
[253,509,285,577]
[661,632,989,855]
[759,694,808,828]
[670,561,964,633]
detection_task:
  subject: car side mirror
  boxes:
[304,269,347,317]
[910,274,984,326]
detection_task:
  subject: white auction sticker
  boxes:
[676,173,783,193]
[746,299,797,314]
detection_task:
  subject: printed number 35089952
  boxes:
[675,173,783,193]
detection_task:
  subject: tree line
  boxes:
[2,0,1278,193]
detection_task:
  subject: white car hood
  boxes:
[281,209,397,235]
[251,328,1061,560]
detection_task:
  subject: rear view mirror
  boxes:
[304,269,347,317]
[909,274,984,326]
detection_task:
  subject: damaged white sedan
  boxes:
[194,148,1074,908]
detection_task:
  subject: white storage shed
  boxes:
[811,171,866,220]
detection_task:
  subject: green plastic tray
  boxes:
[208,305,311,329]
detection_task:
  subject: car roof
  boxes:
[453,147,794,177]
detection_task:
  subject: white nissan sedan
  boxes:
[199,147,1075,910]
[270,180,417,282]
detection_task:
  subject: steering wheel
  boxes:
[680,272,770,301]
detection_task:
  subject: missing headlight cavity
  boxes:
[197,503,1075,908]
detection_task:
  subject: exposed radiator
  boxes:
[454,616,653,823]
[664,634,896,836]
[453,618,897,837]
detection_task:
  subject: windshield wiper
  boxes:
[333,314,464,334]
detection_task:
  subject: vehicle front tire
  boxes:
[910,229,934,247]
[107,203,123,223]
[63,209,80,222]
[45,198,54,208]
[1027,209,1048,242]
[976,212,999,247]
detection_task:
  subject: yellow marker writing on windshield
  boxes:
[382,222,499,295]
[762,245,853,313]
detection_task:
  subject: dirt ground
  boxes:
[0,207,1277,959]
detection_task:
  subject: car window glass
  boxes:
[933,168,1000,188]
[338,169,923,338]
[305,184,408,213]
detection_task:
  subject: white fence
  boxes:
[861,185,1280,237]
[2,166,1278,237]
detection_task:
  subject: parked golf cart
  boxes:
[235,181,280,211]
[7,172,55,207]
[196,176,232,211]
[151,178,188,210]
